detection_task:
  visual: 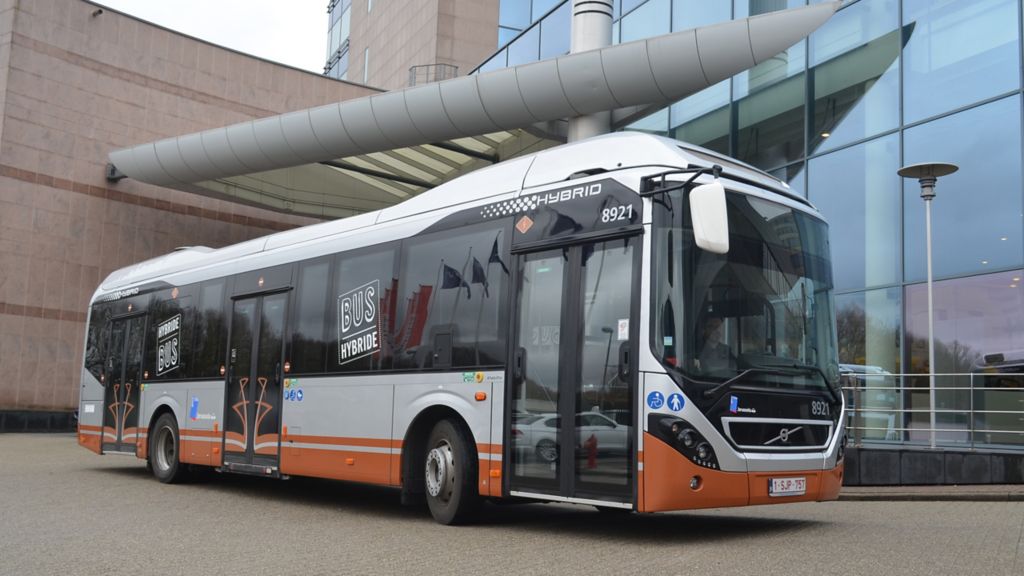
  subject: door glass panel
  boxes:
[226,299,256,457]
[576,240,633,491]
[103,320,126,444]
[122,317,145,442]
[511,249,565,486]
[254,294,286,459]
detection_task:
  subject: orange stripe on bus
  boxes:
[476,443,502,454]
[280,445,398,486]
[182,428,221,437]
[285,434,400,449]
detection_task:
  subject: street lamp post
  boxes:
[897,162,959,450]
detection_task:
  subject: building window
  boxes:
[902,96,1023,283]
[808,134,900,292]
[904,271,1024,447]
[902,0,1020,125]
[808,0,899,154]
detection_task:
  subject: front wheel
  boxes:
[149,413,190,484]
[424,419,480,525]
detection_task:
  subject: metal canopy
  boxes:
[108,2,840,220]
[185,129,563,219]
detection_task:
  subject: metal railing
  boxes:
[408,63,459,86]
[841,372,1024,451]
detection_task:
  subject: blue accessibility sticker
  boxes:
[667,393,685,412]
[729,395,739,413]
[189,396,199,420]
[296,389,303,402]
[288,389,296,401]
[646,391,665,410]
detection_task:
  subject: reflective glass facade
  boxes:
[325,0,353,80]
[487,0,1024,450]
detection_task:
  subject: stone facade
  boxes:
[0,0,378,423]
[347,0,498,90]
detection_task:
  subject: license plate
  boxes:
[768,477,806,497]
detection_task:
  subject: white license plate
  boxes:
[768,477,806,497]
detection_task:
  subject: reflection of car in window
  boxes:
[512,412,630,463]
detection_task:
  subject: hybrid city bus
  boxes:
[77,132,845,524]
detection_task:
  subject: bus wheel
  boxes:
[424,419,480,525]
[149,413,189,484]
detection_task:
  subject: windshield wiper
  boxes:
[702,364,839,403]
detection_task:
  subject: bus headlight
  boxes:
[649,414,719,470]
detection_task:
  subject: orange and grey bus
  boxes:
[77,132,845,524]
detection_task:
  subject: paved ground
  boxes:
[2,434,1023,576]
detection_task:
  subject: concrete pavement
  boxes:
[1,433,1022,576]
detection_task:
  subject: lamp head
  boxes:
[898,162,959,200]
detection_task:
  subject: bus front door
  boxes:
[101,315,145,454]
[223,292,288,472]
[508,236,638,506]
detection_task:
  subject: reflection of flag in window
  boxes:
[489,234,509,275]
[442,264,471,299]
[471,257,489,298]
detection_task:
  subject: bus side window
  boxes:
[145,288,194,380]
[330,246,397,373]
[395,222,509,370]
[291,259,330,374]
[84,303,110,382]
[193,280,227,378]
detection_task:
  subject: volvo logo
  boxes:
[765,425,803,445]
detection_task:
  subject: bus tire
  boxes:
[149,413,189,484]
[424,419,480,525]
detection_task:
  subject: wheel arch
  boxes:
[400,405,479,503]
[144,401,179,460]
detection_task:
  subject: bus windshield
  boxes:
[652,187,840,396]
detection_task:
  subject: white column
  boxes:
[567,0,613,141]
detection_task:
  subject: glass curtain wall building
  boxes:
[325,0,353,80]
[483,0,1024,451]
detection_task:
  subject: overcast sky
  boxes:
[95,0,328,73]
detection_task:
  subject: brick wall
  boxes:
[0,0,379,413]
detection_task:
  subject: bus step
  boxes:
[219,462,282,478]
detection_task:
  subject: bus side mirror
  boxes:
[689,181,729,254]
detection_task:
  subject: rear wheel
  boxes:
[149,413,190,484]
[424,419,480,525]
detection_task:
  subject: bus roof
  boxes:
[96,133,794,297]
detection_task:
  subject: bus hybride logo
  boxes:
[156,314,181,376]
[337,280,379,365]
[478,183,602,220]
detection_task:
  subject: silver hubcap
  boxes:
[154,425,175,473]
[425,441,455,501]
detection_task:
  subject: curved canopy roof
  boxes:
[108,1,840,219]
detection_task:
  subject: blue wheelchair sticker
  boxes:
[646,391,665,410]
